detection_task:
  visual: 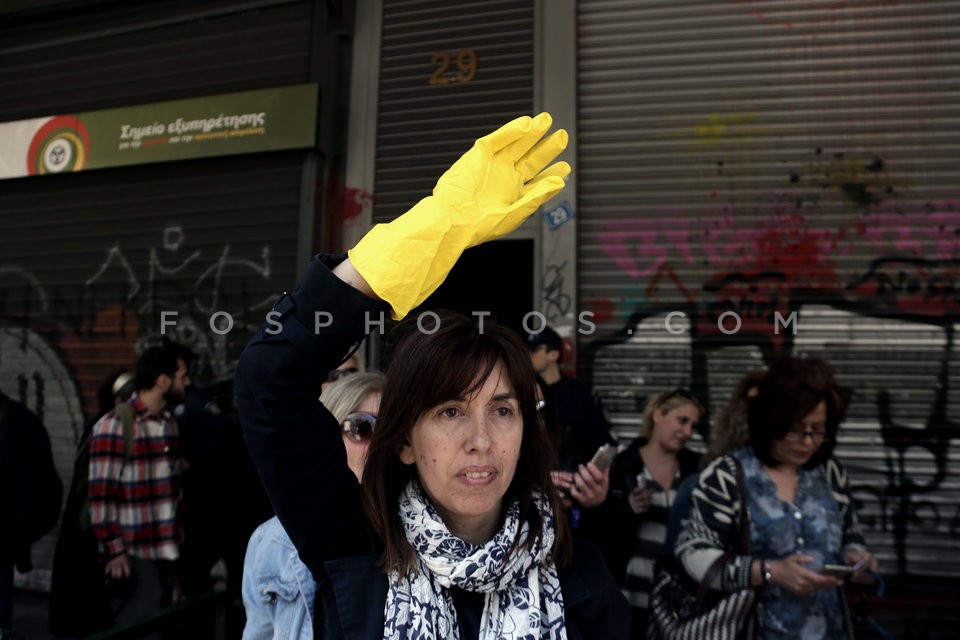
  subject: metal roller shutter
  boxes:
[0,0,314,119]
[373,0,534,222]
[577,0,960,578]
[0,152,304,590]
[0,1,319,590]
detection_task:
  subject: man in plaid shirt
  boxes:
[88,344,190,630]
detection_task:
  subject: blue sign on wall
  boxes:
[543,201,574,230]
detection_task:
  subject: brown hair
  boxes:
[361,311,570,573]
[748,356,845,469]
[705,370,766,463]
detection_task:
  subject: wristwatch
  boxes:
[761,559,773,587]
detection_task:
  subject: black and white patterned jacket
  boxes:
[674,451,866,592]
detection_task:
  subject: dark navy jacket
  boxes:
[235,254,630,639]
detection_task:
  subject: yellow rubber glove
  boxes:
[348,112,570,319]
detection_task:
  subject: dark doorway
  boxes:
[371,238,535,369]
[419,238,535,338]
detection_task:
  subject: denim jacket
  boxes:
[242,517,317,640]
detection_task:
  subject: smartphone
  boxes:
[820,564,854,578]
[820,555,870,578]
[635,473,647,490]
[589,444,619,471]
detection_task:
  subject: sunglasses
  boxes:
[327,367,359,383]
[342,412,376,442]
[665,387,694,401]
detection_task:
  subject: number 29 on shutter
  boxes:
[429,49,478,85]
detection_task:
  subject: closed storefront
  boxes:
[577,0,960,580]
[0,0,346,589]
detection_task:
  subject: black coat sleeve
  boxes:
[1,398,63,572]
[235,254,391,577]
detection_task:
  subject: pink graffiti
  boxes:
[699,211,760,267]
[596,209,696,279]
[599,198,960,285]
[858,200,960,260]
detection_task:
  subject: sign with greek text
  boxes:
[0,83,318,180]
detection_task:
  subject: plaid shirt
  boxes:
[88,396,182,561]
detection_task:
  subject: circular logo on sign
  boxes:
[27,116,91,175]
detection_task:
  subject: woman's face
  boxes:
[651,402,698,454]
[399,361,523,544]
[772,399,828,468]
[343,390,381,481]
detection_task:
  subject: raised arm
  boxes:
[236,113,568,579]
[235,255,388,576]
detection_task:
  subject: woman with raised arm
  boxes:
[236,113,629,639]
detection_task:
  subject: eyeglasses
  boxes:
[342,412,376,442]
[327,367,359,383]
[783,429,830,443]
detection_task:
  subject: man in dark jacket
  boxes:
[0,391,62,633]
[528,325,616,472]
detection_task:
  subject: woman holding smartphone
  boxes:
[607,388,703,638]
[675,357,878,639]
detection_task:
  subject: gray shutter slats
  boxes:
[373,0,533,222]
[578,0,960,577]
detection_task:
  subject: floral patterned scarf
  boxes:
[384,480,567,639]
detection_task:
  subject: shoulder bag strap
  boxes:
[729,455,751,554]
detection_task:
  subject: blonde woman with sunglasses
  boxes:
[241,371,386,640]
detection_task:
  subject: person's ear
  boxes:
[398,438,415,465]
[547,348,561,364]
[652,407,667,426]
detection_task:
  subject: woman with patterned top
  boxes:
[607,388,703,638]
[675,357,878,639]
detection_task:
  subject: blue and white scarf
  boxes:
[384,480,567,640]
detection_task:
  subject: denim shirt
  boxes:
[242,517,317,640]
[735,448,847,639]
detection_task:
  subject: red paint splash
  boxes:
[58,305,140,421]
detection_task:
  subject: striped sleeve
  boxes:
[674,455,753,592]
[824,458,867,556]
